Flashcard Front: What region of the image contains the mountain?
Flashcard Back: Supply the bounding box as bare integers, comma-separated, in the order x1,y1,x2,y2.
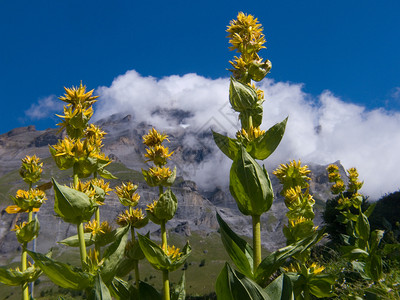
0,114,344,264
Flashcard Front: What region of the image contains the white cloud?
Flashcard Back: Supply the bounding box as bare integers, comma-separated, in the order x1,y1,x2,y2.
25,95,63,120
94,70,400,200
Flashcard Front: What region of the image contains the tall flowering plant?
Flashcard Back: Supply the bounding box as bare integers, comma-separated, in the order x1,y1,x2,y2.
214,13,328,299
0,155,46,300
24,83,133,299
138,128,190,300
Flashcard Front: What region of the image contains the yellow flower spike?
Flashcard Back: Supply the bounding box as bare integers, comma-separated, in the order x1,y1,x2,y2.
273,160,311,190
227,12,266,53
115,182,140,207
59,82,99,110
331,180,346,195
12,222,28,232
309,262,325,275
91,178,113,195
10,189,46,212
19,155,43,184
84,220,105,235
116,208,148,228
144,145,173,166
143,128,170,147
283,186,302,206
148,166,173,181
163,245,182,262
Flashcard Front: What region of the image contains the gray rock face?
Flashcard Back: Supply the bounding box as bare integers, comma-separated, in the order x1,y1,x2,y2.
0,114,342,260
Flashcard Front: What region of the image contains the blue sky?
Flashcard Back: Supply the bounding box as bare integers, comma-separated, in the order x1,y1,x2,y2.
1,0,400,133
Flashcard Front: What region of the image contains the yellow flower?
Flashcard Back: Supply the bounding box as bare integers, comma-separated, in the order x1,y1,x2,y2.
289,216,308,227
59,82,99,110
12,222,28,232
227,12,266,53
116,208,147,228
273,160,311,189
326,164,339,173
283,186,302,205
309,262,325,275
236,126,265,142
9,189,46,212
19,155,43,184
91,178,113,195
331,180,345,195
148,166,173,181
163,245,182,262
143,128,169,147
84,220,105,235
144,145,173,166
115,182,140,207
146,200,157,213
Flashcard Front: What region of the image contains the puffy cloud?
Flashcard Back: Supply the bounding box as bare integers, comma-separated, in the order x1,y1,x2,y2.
25,95,63,120
94,70,400,199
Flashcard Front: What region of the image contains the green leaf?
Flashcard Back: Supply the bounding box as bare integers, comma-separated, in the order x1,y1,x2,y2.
340,246,369,260
110,277,132,300
255,230,325,286
355,212,370,242
216,263,271,300
138,281,161,300
246,117,288,160
367,254,383,281
248,60,272,82
264,273,294,300
369,230,384,253
58,232,95,247
53,178,97,224
364,202,376,218
27,250,92,290
171,272,186,300
229,147,273,216
16,216,40,244
88,273,112,300
153,188,178,221
98,168,118,180
229,77,259,112
100,226,130,284
212,131,240,160
308,274,336,298
217,213,254,278
138,234,191,272
0,264,42,286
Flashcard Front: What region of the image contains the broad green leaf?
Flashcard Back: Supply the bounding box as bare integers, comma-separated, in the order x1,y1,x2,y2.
98,168,118,180
153,188,178,221
16,216,40,244
255,230,325,286
0,264,41,286
369,230,384,253
248,60,272,82
340,246,369,260
212,131,240,160
138,234,191,272
138,281,161,300
229,147,273,216
172,272,186,300
355,212,370,242
101,226,129,284
28,250,92,290
367,254,383,282
216,263,271,300
53,178,97,224
58,232,95,247
109,277,133,300
246,117,288,160
364,202,376,218
308,275,336,298
217,213,254,278
229,77,259,112
88,273,112,300
263,273,294,300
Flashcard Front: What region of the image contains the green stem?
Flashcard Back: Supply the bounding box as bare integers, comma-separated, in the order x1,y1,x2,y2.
131,226,140,289
21,243,29,300
95,208,100,224
161,221,167,250
252,214,261,271
77,223,87,269
163,269,170,300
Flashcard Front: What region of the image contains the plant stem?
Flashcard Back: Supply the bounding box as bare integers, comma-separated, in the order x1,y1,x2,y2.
21,242,29,300
131,226,140,289
161,221,167,250
95,208,100,224
252,214,261,270
163,269,170,300
77,223,87,269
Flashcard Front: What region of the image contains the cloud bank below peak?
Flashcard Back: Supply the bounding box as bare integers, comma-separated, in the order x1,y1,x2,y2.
93,70,400,200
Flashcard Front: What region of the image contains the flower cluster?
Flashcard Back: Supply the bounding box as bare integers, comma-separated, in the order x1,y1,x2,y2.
274,160,316,262
116,208,148,229
227,12,271,83
115,182,140,207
